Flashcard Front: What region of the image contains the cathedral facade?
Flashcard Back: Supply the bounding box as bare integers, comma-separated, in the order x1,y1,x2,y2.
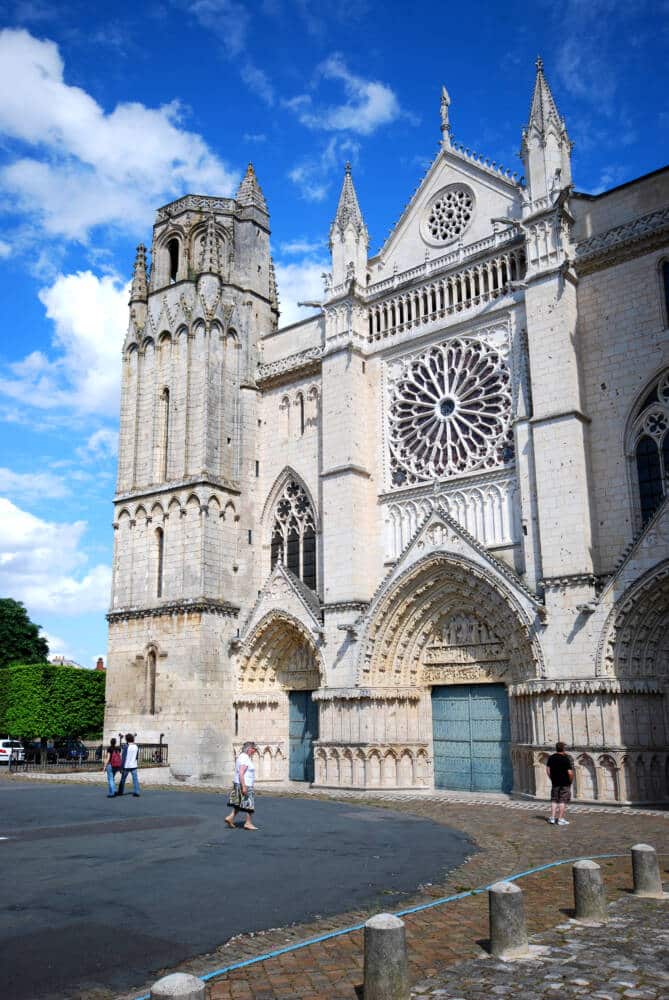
105,62,669,804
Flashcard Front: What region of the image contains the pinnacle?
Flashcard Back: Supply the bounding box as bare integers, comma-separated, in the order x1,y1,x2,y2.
236,162,268,213
129,243,148,303
440,84,452,143
199,213,221,275
331,162,367,239
526,57,566,137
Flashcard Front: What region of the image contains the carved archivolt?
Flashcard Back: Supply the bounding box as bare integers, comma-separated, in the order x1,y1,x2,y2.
359,553,542,685
238,611,323,691
598,560,669,679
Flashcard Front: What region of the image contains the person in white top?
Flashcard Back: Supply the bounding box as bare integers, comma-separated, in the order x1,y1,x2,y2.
118,733,141,797
225,741,259,830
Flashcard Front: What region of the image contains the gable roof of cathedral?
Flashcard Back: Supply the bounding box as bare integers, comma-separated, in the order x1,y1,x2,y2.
237,559,322,644
236,162,268,213
523,56,570,143
371,88,521,261
330,162,368,242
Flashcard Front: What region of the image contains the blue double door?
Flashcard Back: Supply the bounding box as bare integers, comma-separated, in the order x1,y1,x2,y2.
432,683,512,793
288,690,319,782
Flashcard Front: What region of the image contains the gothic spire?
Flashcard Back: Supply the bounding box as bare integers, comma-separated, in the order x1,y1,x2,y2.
329,162,369,287
236,162,268,213
523,55,569,143
521,56,573,199
199,214,221,275
330,162,367,242
129,243,148,303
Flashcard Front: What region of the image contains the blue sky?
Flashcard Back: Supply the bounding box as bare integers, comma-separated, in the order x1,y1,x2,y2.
0,0,667,668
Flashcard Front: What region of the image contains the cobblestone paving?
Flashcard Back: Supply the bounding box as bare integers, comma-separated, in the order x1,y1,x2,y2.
6,774,666,1000
175,793,667,1000
411,893,669,999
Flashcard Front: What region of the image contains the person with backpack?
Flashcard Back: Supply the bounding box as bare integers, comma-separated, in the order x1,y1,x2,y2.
118,733,141,797
103,737,123,797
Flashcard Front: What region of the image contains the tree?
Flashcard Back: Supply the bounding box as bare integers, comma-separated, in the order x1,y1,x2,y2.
0,599,49,669
0,664,105,738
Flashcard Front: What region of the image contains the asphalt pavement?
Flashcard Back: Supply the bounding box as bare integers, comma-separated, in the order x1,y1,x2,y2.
0,781,473,1000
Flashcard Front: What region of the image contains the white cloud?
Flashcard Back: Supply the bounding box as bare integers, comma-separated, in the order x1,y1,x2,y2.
285,54,401,136
0,270,128,416
240,61,276,106
0,497,111,615
0,240,10,258
0,467,69,499
279,238,327,255
40,629,72,660
77,428,119,463
0,29,239,241
187,1,276,105
189,0,249,57
556,36,616,111
583,164,630,196
274,257,328,327
288,135,359,202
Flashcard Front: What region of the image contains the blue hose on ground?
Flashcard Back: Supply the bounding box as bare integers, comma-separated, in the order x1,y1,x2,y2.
134,849,653,998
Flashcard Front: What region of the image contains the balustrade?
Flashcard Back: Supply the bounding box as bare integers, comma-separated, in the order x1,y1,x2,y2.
367,247,525,342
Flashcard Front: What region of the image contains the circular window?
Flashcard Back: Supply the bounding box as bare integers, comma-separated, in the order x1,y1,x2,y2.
388,337,513,483
422,186,475,246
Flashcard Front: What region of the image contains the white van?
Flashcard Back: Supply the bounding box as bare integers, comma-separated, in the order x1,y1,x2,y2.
0,739,25,765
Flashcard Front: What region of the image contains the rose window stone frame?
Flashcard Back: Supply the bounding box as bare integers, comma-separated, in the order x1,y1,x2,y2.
421,184,475,247
387,337,514,486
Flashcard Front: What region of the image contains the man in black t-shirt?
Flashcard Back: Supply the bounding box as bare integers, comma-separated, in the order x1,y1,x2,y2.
546,741,574,826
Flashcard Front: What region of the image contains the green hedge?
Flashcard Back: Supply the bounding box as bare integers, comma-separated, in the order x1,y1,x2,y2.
0,664,105,739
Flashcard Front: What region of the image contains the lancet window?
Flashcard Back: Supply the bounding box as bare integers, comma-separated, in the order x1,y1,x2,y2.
156,527,164,598
629,370,669,524
270,480,317,590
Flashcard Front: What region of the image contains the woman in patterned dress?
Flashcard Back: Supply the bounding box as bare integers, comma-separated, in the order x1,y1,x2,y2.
225,741,259,830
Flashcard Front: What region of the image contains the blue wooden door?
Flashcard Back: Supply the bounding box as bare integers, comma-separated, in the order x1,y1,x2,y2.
432,684,512,792
288,690,318,782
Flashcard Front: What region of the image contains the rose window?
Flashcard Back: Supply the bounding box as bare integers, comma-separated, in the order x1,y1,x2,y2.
388,338,513,484
424,187,474,245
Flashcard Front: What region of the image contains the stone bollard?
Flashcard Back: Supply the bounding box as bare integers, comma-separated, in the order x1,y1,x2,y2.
150,973,205,1000
632,843,664,898
488,881,529,960
572,860,607,923
363,912,409,1000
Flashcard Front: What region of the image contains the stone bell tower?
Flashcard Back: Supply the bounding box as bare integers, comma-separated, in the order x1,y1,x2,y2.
105,164,277,782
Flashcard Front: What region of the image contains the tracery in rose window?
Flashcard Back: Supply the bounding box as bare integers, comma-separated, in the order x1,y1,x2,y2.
423,186,474,245
388,337,513,486
270,479,317,590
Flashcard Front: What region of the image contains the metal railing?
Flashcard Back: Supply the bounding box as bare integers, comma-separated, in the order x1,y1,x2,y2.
7,742,169,772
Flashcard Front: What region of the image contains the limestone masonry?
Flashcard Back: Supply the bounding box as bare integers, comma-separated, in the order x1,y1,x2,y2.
105,61,669,803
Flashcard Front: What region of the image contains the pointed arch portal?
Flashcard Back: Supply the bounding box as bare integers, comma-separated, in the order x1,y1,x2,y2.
238,612,323,782
359,552,540,792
